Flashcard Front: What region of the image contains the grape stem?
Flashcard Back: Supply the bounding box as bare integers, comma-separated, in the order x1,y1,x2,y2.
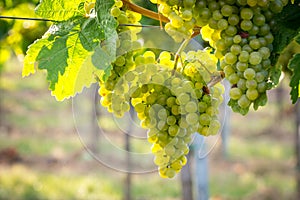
121,0,169,23
174,38,192,70
173,31,201,70
207,72,225,87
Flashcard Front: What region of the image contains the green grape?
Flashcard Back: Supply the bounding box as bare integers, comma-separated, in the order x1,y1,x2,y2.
185,101,198,113
224,52,238,64
248,25,260,35
213,10,223,20
237,78,247,91
230,87,243,100
258,47,270,59
240,20,253,31
246,88,259,100
257,82,267,93
177,93,190,105
249,39,261,50
228,14,240,26
182,10,193,21
111,7,121,17
228,73,240,84
167,115,177,125
247,0,257,7
255,71,267,82
221,5,233,17
238,94,251,108
217,19,229,30
240,8,254,20
186,113,199,125
199,113,211,126
239,51,250,62
183,0,196,7
225,25,238,36
249,52,262,65
233,35,242,44
117,13,129,24
230,44,242,55
259,24,271,36
270,0,284,13
253,14,266,26
236,61,248,71
243,68,256,80
168,125,179,136
246,79,258,89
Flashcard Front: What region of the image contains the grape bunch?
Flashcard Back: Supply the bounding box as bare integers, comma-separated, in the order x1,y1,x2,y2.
99,0,143,117
150,0,199,42
150,0,288,114
99,0,224,178
212,0,287,114
130,51,223,178
99,46,224,178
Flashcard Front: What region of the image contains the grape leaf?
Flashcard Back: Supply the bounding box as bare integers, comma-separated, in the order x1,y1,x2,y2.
272,0,300,57
92,0,118,80
288,53,300,103
96,0,117,39
92,46,114,82
23,38,47,77
35,0,85,21
95,0,118,58
270,0,300,92
23,0,118,100
253,93,268,110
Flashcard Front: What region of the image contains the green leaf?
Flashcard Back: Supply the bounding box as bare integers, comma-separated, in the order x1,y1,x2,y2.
91,45,115,82
96,0,117,39
271,0,300,65
23,37,48,77
23,0,119,101
253,93,268,110
269,64,282,86
93,0,118,78
23,16,106,100
79,18,105,51
37,36,69,90
288,53,300,103
35,0,85,21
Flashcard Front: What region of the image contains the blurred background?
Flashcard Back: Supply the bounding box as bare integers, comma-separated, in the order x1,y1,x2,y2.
0,0,299,199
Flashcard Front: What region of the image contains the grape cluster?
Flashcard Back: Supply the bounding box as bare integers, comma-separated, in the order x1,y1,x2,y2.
100,46,224,178
99,0,224,178
150,0,199,42
150,0,288,114
99,0,143,117
126,50,223,178
214,0,287,113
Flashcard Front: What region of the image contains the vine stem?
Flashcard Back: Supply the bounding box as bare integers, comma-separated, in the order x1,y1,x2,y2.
174,37,192,70
121,0,169,23
207,72,225,87
173,30,201,69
